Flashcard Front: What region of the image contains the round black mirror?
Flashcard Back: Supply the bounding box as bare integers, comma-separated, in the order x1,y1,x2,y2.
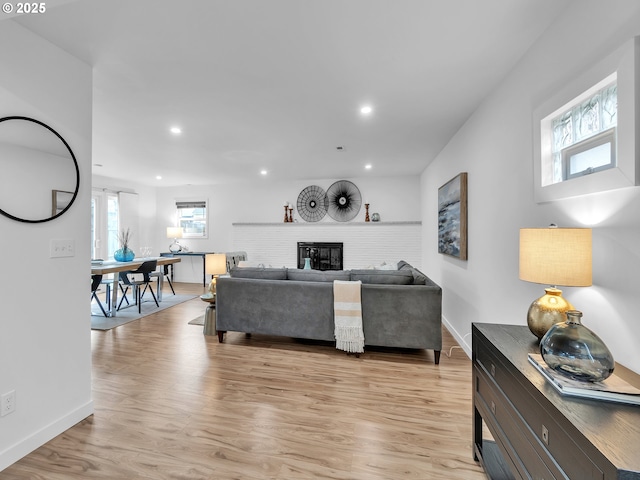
0,116,80,223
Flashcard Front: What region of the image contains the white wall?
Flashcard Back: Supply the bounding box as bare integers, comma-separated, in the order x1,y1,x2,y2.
155,176,421,281
421,0,640,373
233,222,421,269
0,22,93,470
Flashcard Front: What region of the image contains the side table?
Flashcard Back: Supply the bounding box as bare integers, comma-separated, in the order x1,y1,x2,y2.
199,293,216,336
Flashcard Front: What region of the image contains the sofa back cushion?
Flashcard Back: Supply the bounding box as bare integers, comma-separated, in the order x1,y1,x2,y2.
229,267,287,280
350,269,414,285
287,269,351,282
397,260,428,285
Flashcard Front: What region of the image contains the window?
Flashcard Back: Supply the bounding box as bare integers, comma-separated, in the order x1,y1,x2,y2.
91,190,119,259
563,128,616,180
550,82,617,183
533,36,639,203
176,200,208,238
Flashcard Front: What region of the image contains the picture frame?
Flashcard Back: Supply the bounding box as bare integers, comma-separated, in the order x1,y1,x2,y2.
52,190,74,216
438,172,468,260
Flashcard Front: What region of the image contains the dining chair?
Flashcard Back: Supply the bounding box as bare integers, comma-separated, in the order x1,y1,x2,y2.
92,259,129,310
117,260,159,313
149,264,175,295
91,274,109,317
100,275,131,310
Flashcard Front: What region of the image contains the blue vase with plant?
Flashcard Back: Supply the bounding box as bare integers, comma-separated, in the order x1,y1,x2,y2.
114,228,135,262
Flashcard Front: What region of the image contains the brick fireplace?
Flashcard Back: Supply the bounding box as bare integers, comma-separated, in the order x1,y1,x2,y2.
232,221,421,270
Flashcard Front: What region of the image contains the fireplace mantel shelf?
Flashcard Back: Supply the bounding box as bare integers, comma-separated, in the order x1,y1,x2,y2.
233,221,421,226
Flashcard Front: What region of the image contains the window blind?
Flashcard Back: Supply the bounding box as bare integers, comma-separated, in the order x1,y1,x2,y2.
176,201,206,209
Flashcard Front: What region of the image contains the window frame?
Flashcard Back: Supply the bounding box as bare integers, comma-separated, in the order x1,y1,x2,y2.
562,127,616,180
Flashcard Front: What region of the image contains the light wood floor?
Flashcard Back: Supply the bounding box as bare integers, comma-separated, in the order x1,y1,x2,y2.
2,283,487,480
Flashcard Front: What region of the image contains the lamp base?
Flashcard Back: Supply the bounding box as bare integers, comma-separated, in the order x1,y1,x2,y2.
208,276,218,296
527,287,574,340
169,240,182,253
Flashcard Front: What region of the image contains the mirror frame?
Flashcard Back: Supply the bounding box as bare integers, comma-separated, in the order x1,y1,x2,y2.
0,116,80,223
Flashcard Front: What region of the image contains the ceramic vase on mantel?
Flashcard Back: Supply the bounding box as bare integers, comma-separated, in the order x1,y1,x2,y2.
114,247,135,262
303,258,311,270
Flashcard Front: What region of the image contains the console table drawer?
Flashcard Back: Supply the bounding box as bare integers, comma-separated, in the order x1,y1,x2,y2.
476,340,603,480
476,364,562,480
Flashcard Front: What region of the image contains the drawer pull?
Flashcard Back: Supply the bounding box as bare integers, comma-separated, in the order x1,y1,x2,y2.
542,425,549,445
490,363,496,376
491,401,496,415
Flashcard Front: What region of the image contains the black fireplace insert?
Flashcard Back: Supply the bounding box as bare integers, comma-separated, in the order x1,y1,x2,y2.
297,242,343,270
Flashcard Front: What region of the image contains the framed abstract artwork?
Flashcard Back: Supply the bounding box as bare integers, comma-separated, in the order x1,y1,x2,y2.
438,172,468,260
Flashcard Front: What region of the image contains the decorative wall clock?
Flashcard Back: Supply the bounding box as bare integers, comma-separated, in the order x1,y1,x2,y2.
326,180,361,222
296,185,328,222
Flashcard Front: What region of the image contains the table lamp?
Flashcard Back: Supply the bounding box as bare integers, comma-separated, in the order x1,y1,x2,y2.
167,227,183,253
519,225,592,339
205,253,228,296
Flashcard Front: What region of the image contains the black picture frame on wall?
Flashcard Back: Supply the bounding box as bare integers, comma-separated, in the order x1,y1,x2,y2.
438,172,468,260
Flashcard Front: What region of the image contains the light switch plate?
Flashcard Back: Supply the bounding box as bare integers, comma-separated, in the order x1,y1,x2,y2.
50,238,75,258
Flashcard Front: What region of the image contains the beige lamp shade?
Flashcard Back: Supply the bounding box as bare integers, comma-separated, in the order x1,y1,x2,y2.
519,227,592,287
166,227,183,239
205,253,228,276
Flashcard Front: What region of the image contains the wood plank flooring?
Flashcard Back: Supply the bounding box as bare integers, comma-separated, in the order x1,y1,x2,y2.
1,283,487,479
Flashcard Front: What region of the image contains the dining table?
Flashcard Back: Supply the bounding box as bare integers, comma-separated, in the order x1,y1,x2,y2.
91,256,181,317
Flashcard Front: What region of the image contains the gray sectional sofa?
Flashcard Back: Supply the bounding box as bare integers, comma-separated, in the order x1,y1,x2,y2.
215,261,443,364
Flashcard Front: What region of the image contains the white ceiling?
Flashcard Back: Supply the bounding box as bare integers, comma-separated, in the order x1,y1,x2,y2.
12,0,569,187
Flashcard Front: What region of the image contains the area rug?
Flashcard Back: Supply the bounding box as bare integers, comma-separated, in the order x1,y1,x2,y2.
91,294,197,331
188,315,205,326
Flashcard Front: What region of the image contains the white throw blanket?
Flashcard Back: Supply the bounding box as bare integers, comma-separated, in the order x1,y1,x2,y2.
333,280,365,353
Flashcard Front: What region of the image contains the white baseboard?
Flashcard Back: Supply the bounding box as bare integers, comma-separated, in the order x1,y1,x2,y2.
0,401,94,472
442,315,472,359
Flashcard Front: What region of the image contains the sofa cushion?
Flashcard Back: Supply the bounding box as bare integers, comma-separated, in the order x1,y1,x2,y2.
287,269,351,282
229,267,287,280
397,260,411,270
350,269,414,285
398,260,428,285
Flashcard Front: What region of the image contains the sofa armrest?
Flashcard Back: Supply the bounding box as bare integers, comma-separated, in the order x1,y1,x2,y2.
361,283,442,350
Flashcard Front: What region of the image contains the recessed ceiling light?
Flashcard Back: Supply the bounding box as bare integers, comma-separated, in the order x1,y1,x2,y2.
156,175,162,180
170,126,182,134
360,105,373,115
365,164,372,170
260,170,268,175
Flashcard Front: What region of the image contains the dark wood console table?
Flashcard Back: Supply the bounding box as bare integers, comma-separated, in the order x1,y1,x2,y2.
472,323,640,480
160,251,214,286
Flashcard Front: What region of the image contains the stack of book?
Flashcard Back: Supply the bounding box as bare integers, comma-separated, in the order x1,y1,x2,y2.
528,353,640,406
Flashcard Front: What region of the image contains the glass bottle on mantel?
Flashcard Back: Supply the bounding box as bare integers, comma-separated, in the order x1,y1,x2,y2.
540,310,614,383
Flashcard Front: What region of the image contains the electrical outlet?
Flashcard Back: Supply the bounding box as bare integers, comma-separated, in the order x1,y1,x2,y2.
1,390,16,417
